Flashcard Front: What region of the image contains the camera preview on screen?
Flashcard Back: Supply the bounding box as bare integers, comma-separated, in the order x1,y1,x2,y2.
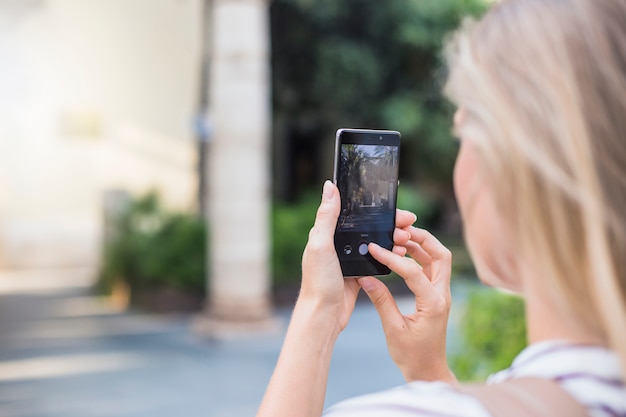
337,144,399,233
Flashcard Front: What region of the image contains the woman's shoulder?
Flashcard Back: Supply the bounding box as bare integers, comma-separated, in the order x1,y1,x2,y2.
323,381,490,417
324,341,626,417
489,340,623,382
489,340,626,417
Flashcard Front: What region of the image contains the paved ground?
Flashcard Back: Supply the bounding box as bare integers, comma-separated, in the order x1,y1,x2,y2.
0,269,473,417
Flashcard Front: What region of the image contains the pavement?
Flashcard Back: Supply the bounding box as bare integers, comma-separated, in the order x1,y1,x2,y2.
0,269,473,417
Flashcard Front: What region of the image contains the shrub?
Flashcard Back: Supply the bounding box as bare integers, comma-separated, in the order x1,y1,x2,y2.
97,192,207,301
451,288,527,381
396,185,437,224
271,192,319,286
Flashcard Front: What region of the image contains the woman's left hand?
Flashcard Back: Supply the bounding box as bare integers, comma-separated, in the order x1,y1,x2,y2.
299,180,360,331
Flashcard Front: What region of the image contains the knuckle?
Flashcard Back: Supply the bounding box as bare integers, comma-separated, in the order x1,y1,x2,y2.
372,291,387,308
431,296,450,316
405,260,421,276
314,209,328,223
373,292,393,313
315,203,338,223
306,228,333,255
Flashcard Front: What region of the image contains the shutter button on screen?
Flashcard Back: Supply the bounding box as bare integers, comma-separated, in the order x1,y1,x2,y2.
358,243,369,256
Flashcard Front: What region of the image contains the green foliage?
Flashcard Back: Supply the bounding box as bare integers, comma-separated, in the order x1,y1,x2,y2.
271,0,488,187
271,192,319,285
446,240,476,276
98,192,206,297
451,289,527,381
396,185,437,224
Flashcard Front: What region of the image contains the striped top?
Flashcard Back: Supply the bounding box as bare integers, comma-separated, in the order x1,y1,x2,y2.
323,341,626,417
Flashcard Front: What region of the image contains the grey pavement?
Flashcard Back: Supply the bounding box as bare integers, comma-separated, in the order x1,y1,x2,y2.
0,269,474,417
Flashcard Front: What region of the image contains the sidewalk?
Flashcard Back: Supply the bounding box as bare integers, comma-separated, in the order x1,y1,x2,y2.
0,270,471,417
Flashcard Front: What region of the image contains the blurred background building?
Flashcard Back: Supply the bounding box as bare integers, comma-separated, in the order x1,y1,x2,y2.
1,0,276,328
0,0,201,270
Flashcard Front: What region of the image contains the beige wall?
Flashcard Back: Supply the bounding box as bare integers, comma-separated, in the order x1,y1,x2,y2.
0,0,203,270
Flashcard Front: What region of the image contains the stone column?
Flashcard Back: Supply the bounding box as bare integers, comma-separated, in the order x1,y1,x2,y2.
198,0,274,332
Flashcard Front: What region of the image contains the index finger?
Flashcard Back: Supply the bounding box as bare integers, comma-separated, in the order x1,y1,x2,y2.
404,227,452,293
405,227,452,263
368,242,436,301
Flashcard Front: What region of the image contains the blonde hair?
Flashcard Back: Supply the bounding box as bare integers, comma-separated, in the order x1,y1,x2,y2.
445,0,626,370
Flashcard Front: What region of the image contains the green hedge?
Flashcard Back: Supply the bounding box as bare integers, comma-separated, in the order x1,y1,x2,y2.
97,192,206,298
451,288,527,381
271,192,318,286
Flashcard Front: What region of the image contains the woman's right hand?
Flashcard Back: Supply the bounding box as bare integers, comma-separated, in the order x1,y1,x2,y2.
358,227,457,385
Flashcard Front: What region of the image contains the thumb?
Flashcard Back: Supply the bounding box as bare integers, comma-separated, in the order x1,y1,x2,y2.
311,180,340,237
358,277,404,329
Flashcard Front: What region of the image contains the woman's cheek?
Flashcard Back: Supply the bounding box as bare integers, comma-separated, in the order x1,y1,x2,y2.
453,141,520,292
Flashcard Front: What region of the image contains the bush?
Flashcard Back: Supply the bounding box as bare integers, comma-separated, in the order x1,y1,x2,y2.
271,192,319,286
445,239,476,276
97,192,207,303
451,288,527,381
396,185,437,224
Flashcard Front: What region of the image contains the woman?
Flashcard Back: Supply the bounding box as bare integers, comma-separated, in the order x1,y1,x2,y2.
258,0,626,415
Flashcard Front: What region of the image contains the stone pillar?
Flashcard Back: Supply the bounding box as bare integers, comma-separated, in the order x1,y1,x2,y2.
199,0,274,331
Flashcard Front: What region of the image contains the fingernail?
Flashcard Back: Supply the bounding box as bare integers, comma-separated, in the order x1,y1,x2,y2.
413,214,418,225
322,180,333,201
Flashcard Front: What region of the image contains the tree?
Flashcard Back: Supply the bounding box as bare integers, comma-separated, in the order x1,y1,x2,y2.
270,0,488,209
339,144,364,211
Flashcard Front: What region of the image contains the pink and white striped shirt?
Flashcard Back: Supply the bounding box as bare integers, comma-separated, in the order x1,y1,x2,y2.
324,341,626,417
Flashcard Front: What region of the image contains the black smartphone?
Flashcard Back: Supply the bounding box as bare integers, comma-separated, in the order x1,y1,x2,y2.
333,128,401,277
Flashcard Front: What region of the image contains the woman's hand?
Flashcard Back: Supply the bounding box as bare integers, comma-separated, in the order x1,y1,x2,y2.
358,226,456,385
258,181,362,417
299,181,360,331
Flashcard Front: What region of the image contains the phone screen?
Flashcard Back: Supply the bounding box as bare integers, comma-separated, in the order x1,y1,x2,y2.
334,129,400,276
